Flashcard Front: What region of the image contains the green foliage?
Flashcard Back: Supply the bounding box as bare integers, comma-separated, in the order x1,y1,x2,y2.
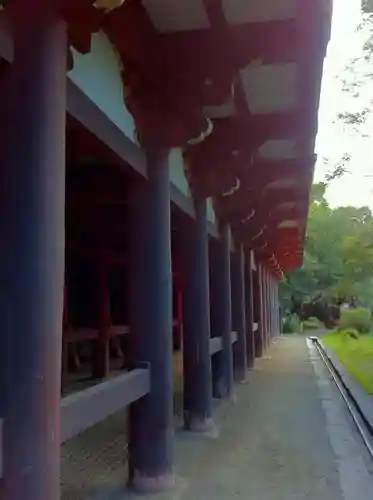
338,308,372,334
302,316,324,330
282,15,373,314
281,180,373,310
283,314,303,334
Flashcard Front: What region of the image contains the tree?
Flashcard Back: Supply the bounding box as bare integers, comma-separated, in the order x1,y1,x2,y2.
282,182,373,308
337,13,373,133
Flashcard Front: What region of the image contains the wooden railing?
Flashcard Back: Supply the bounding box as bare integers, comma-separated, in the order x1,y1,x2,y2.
61,366,150,442
0,366,150,478
209,331,238,355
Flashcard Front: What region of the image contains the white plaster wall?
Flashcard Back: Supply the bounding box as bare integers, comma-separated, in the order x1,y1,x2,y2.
68,31,137,143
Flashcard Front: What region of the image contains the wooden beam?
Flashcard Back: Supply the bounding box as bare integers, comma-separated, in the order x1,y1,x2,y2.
60,367,150,443
209,337,222,356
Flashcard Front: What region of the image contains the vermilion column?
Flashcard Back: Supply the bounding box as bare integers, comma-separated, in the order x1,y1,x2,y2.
275,278,278,334
182,199,214,433
1,6,66,500
245,250,255,368
271,275,276,337
268,273,273,338
128,150,174,493
210,225,234,399
265,267,270,346
256,263,265,357
231,243,247,382
261,266,267,348
275,277,280,335
264,268,270,346
92,252,111,379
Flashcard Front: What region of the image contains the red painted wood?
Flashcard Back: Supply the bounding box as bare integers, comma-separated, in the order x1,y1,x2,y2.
92,251,111,378
61,3,331,272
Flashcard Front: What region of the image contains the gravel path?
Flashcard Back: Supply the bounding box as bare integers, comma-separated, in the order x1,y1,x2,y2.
72,336,373,500
120,336,372,499
159,336,343,500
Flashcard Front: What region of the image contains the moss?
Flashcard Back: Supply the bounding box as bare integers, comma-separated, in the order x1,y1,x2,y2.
324,330,373,394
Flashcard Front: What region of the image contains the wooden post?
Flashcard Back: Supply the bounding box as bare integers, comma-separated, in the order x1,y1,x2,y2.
182,199,214,433
231,244,247,382
128,150,174,493
61,285,69,392
263,267,269,348
173,277,183,351
272,277,274,334
274,276,279,336
254,263,264,358
268,273,272,339
92,251,111,379
1,6,66,499
245,250,255,368
210,226,234,399
276,278,281,334
260,264,268,354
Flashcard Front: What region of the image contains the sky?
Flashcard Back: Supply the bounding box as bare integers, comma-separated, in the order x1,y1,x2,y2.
314,0,373,208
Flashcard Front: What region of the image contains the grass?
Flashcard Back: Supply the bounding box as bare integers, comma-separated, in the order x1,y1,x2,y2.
323,330,373,394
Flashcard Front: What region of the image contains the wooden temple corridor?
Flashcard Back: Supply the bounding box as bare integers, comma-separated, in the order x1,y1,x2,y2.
0,1,333,499
60,337,373,500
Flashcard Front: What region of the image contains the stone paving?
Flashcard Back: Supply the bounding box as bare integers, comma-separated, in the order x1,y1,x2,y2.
62,336,373,500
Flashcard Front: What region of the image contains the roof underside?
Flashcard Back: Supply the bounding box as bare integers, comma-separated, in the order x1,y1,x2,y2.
64,0,332,276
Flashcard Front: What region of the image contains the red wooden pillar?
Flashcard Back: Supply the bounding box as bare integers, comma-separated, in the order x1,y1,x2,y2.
262,266,269,349
210,225,234,400
171,272,183,351
61,285,69,391
128,151,175,492
92,251,112,379
259,264,267,353
231,243,247,382
175,277,183,350
1,4,66,499
253,262,264,358
182,200,214,432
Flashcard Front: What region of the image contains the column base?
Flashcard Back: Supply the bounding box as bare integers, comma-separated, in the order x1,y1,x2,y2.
128,470,176,494
255,346,264,358
185,415,217,436
234,369,247,384
213,381,236,401
246,357,254,370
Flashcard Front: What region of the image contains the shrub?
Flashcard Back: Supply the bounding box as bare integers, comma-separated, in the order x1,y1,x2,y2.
303,316,324,330
340,328,360,341
339,308,372,334
283,313,303,334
